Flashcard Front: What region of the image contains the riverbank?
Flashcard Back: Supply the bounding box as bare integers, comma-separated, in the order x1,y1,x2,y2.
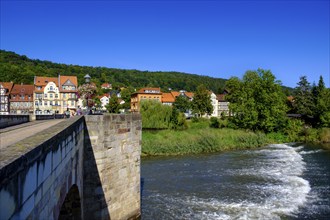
142,120,271,156
141,120,330,157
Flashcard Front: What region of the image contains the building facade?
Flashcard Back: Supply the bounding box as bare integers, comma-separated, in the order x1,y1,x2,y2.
34,75,78,114
0,82,14,115
131,88,162,112
10,84,34,114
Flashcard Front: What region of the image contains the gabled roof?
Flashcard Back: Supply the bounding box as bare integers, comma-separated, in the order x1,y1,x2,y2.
98,94,110,99
185,92,194,98
162,93,175,103
59,75,78,92
34,76,58,92
11,84,34,95
137,87,161,94
0,82,14,95
34,76,58,86
101,83,111,88
216,94,226,101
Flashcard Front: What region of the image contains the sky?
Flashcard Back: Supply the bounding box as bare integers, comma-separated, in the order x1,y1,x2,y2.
1,0,329,88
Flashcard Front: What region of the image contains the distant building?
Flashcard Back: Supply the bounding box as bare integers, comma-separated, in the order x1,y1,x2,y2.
99,94,110,111
216,94,230,117
101,83,112,90
10,84,34,114
0,82,14,115
34,75,78,114
131,87,162,112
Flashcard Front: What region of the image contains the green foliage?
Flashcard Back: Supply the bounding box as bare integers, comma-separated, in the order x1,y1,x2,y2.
226,69,287,132
176,112,188,130
120,87,135,110
293,76,314,117
0,50,227,92
140,100,172,129
106,94,120,113
210,117,220,128
284,119,304,142
142,126,271,156
320,128,330,143
173,95,191,113
191,84,213,116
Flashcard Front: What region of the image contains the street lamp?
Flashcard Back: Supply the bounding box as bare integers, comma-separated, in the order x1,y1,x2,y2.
84,74,91,114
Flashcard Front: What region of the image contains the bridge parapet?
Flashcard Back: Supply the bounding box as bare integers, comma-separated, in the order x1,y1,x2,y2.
0,114,142,220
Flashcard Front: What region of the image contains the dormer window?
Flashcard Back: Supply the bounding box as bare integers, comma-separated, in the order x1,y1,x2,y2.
50,86,53,91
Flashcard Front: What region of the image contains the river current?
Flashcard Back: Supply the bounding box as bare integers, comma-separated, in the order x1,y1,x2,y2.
141,144,330,219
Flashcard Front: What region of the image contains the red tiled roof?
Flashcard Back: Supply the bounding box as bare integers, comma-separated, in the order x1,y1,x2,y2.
137,87,161,94
59,75,78,92
216,94,226,101
101,83,111,88
34,76,58,92
162,93,175,103
10,84,34,102
0,82,14,95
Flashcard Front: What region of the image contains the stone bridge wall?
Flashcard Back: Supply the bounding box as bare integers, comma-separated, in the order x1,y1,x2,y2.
0,114,142,220
0,115,30,129
0,116,85,220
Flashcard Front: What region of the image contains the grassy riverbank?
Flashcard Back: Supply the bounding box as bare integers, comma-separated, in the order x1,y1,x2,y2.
142,120,272,156
141,119,330,156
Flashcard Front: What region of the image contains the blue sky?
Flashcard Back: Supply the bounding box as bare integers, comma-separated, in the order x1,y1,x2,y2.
1,0,329,88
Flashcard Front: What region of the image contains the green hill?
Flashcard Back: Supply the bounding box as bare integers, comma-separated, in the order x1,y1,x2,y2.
0,50,227,92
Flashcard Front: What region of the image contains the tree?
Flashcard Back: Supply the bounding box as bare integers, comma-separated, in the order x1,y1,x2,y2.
226,69,287,132
106,94,120,113
293,76,314,117
173,95,191,113
312,76,330,127
191,84,213,117
120,87,135,110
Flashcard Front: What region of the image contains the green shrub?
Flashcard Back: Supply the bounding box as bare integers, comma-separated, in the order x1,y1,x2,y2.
283,119,304,142
210,117,220,128
320,128,330,143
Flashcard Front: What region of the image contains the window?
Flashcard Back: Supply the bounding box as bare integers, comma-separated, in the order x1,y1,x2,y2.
50,94,53,98
44,94,48,98
55,94,58,98
63,101,67,107
50,86,53,91
63,93,66,98
50,101,53,106
35,101,38,106
71,101,74,106
44,101,48,106
55,101,58,106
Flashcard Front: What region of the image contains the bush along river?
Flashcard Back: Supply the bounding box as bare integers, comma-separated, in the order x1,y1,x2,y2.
141,144,330,219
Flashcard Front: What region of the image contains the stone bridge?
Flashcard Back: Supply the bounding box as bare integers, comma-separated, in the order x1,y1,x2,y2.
0,114,141,220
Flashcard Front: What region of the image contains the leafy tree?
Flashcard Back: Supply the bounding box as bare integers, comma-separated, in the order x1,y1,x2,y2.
226,69,287,132
191,84,213,117
293,76,314,117
140,100,172,129
120,87,135,110
106,94,120,113
173,95,191,113
312,76,330,127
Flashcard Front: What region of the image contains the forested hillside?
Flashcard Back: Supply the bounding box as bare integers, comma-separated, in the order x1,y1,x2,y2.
0,50,228,92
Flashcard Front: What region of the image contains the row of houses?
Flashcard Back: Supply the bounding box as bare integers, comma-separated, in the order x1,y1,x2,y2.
1,78,229,117
130,87,229,117
0,75,78,115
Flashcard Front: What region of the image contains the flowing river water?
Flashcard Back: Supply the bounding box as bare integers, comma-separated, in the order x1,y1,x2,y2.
141,144,330,219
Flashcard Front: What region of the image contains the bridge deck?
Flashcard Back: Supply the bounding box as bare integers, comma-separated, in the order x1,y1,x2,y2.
0,119,65,149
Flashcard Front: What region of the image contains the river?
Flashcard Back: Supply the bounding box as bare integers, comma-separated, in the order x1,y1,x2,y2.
141,144,330,219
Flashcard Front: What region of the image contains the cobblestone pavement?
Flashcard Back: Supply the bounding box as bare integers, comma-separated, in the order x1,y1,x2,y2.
0,119,65,149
